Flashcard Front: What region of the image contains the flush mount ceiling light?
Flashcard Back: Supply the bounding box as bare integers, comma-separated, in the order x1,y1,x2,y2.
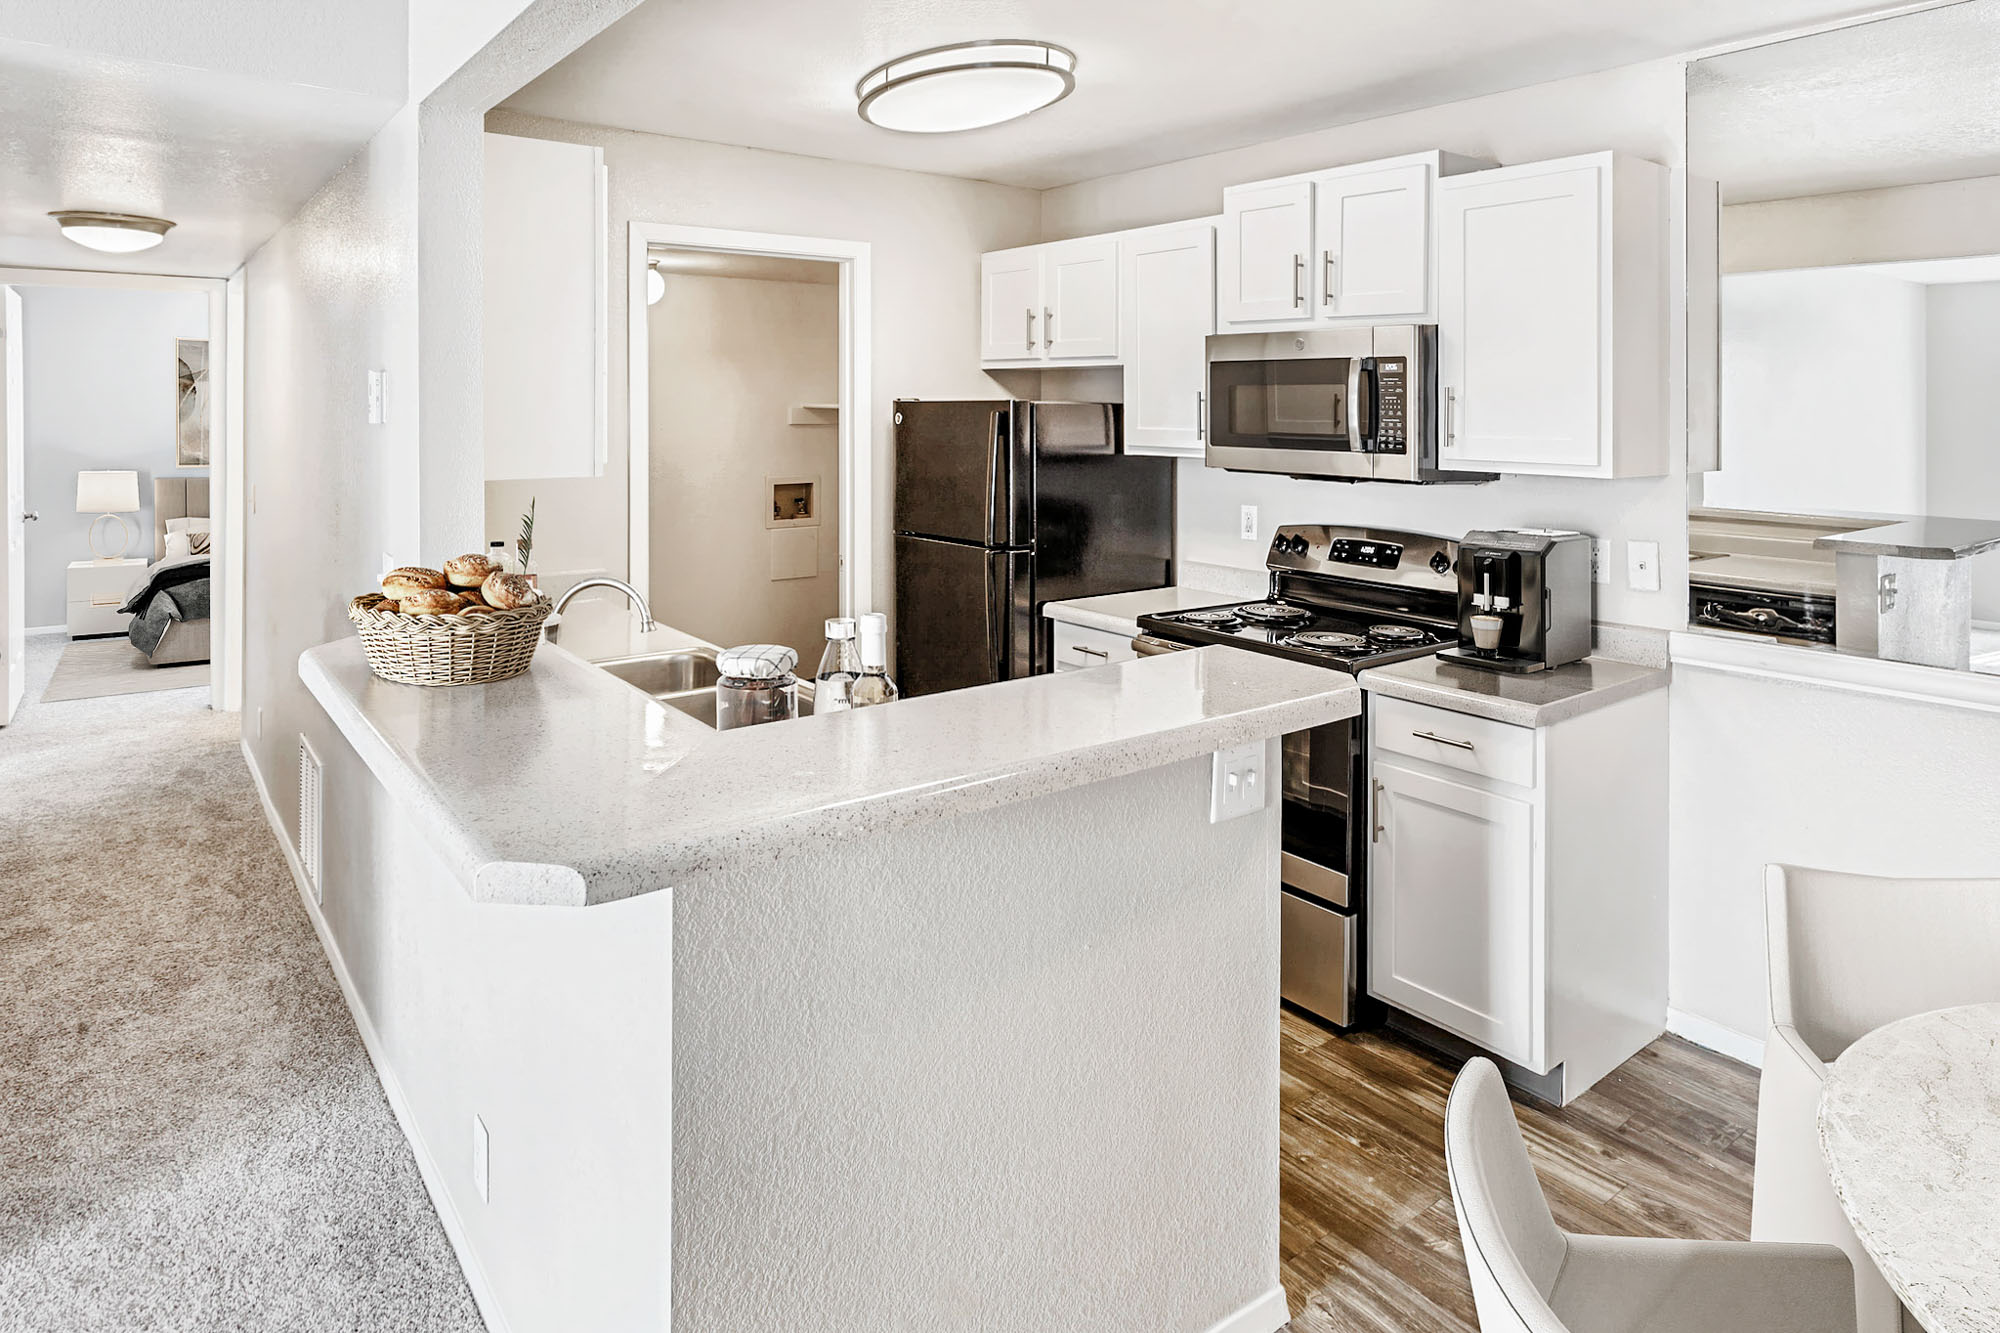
49,210,175,254
856,39,1076,134
647,261,665,306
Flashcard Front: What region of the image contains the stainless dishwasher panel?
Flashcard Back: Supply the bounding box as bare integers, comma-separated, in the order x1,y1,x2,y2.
1280,890,1357,1027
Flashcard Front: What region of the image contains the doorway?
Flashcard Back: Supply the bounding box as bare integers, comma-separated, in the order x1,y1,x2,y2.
626,224,872,660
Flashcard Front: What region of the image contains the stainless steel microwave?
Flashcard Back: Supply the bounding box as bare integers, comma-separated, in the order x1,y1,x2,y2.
1204,325,1488,484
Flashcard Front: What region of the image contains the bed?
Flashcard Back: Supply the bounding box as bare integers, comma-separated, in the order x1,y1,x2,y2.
117,478,212,666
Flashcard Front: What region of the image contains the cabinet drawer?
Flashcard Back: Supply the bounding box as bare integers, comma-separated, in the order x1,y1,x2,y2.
1372,694,1536,789
68,600,133,638
1053,620,1136,670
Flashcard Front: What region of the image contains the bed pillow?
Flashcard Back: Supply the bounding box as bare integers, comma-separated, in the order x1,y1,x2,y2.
164,530,193,560
166,516,211,555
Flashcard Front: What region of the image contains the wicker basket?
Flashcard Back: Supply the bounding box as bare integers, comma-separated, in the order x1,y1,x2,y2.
347,593,553,686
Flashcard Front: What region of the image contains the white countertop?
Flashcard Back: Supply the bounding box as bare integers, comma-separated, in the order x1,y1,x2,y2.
300,636,1361,907
1042,586,1239,637
1358,654,1669,727
1688,552,1837,597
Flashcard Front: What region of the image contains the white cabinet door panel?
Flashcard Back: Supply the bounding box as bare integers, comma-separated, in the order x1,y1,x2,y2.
1438,163,1602,472
1316,164,1429,319
1120,224,1214,456
1220,181,1311,324
1043,237,1119,360
1369,759,1537,1064
981,249,1043,361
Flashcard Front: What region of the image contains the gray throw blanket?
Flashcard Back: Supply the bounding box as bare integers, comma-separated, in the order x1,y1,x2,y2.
119,556,211,656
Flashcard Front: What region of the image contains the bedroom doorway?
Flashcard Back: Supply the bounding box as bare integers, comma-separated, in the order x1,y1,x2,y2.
0,269,239,719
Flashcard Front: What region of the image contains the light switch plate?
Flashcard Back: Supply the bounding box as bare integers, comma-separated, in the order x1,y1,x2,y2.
1627,540,1661,592
1210,742,1267,824
367,370,388,425
1240,505,1259,541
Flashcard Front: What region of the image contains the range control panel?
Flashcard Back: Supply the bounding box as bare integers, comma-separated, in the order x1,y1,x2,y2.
1264,524,1460,594
1372,357,1408,454
1327,537,1403,568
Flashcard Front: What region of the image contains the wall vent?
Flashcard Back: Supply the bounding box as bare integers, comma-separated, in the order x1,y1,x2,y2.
298,736,323,904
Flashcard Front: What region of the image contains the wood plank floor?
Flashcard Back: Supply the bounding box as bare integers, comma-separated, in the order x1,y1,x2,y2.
1279,1011,1761,1333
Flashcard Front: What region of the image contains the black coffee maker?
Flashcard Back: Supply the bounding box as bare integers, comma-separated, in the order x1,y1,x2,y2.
1437,530,1594,673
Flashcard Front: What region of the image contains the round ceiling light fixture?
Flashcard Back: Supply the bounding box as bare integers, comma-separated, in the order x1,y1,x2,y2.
856,39,1076,134
49,211,175,254
647,262,665,306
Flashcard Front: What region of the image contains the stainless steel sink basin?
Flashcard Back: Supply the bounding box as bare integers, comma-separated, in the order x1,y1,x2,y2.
594,647,812,726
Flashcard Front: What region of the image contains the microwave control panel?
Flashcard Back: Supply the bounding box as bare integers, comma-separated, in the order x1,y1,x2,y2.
1373,357,1408,454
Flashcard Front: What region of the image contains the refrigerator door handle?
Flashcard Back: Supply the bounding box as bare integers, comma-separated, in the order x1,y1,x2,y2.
986,409,1009,546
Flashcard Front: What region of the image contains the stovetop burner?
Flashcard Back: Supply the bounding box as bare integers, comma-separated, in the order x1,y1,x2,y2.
1289,630,1369,653
1174,608,1243,626
1236,601,1312,625
1367,623,1430,644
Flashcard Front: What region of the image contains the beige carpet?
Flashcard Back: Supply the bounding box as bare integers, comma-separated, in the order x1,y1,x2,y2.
39,636,210,703
0,636,485,1332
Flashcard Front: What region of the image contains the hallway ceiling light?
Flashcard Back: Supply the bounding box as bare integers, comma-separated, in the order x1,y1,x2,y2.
856,40,1076,134
49,211,176,253
647,262,665,305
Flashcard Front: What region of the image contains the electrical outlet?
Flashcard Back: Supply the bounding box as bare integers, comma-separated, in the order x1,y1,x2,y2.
1626,540,1661,592
1240,505,1259,541
471,1115,490,1203
1591,539,1611,586
367,370,388,425
1209,742,1267,824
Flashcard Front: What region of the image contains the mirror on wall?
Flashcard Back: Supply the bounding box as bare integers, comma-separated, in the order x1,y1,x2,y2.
1685,0,2000,635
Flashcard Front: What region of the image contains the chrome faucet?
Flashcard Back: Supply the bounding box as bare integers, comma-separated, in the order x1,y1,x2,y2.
552,577,658,632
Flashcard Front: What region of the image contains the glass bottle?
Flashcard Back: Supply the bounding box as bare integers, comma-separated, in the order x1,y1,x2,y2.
715,644,799,730
850,613,900,708
814,617,861,714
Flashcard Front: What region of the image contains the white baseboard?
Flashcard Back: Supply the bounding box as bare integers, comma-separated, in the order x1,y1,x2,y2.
26,624,66,636
240,739,515,1333
1203,1285,1290,1333
1666,1006,1764,1069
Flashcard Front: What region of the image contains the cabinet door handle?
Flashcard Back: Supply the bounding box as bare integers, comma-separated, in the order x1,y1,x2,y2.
1025,308,1037,350
1443,387,1458,450
1323,251,1336,308
1044,306,1054,344
1070,644,1108,660
1293,254,1305,307
1412,729,1475,751
1372,779,1385,843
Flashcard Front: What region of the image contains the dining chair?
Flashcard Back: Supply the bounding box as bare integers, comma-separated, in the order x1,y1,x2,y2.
1446,1056,1855,1333
1756,864,2000,1333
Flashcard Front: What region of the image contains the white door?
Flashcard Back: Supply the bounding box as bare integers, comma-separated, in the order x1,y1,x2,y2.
1218,180,1312,324
1042,237,1119,360
1368,758,1537,1064
1120,224,1214,457
1315,163,1430,319
981,248,1043,361
2,286,24,725
1437,162,1603,472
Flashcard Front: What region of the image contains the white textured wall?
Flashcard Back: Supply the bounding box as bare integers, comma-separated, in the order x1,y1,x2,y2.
1037,59,1692,632
1924,280,2000,623
481,110,1043,615
17,285,209,624
1705,268,1926,517
674,751,1280,1332
649,272,840,664
1669,665,2000,1047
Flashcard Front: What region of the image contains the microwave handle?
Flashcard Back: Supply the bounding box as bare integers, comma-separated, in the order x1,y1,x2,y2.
1350,357,1378,452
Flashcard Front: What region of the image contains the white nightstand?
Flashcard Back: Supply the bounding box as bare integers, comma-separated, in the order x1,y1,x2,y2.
68,558,147,639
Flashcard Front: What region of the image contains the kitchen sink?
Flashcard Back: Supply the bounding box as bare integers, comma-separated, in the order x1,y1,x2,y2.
594,647,813,726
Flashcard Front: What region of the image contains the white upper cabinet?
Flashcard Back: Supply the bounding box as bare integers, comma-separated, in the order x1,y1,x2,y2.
484,132,607,481
1436,152,1669,479
1218,180,1312,324
1315,162,1430,319
1119,222,1215,457
981,247,1043,362
1042,237,1120,360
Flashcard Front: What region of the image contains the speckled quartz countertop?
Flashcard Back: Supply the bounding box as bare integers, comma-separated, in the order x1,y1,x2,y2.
300,637,1361,907
1819,1004,2000,1333
1815,517,2000,560
1042,586,1240,637
1357,654,1668,727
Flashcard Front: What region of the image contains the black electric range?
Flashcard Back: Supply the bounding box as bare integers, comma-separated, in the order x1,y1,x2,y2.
1137,525,1462,1031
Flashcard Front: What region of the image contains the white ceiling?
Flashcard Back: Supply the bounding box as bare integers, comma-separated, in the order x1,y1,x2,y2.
0,0,403,279
1691,0,2000,203
503,0,1904,190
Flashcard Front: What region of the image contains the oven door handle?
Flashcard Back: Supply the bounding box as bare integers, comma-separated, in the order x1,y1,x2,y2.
1131,634,1191,657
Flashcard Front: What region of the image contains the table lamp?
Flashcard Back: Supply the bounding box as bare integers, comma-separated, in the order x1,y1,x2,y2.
77,470,141,561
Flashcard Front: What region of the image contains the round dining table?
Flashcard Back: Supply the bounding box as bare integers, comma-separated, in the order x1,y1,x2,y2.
1818,1003,2000,1333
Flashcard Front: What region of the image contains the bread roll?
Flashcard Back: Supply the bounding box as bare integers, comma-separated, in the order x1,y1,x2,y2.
444,553,500,589
382,566,447,600
456,584,489,607
481,572,538,610
400,589,466,616
376,599,400,614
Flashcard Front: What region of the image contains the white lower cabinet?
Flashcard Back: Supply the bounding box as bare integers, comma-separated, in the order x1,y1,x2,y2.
1365,688,1667,1103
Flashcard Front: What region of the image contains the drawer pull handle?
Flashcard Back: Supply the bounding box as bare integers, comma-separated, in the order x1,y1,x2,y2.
1372,779,1384,843
90,596,124,607
1071,645,1108,659
1412,729,1475,751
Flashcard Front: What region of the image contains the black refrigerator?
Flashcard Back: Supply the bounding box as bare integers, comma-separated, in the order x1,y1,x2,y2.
893,400,1175,698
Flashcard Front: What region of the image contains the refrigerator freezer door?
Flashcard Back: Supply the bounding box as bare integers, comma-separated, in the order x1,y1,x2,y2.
1027,446,1175,671
893,535,1030,698
893,400,1023,546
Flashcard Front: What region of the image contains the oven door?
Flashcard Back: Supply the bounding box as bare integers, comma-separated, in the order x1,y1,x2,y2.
1279,715,1366,1027
1206,330,1376,481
